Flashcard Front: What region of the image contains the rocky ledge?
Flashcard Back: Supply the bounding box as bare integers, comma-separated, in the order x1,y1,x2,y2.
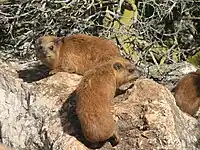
0,60,199,150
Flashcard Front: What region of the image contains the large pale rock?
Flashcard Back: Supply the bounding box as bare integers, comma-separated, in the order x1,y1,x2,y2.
112,79,199,150
0,60,199,150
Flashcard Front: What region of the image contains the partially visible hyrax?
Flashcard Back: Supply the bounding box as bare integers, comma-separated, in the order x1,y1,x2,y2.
35,34,120,75
0,144,9,150
75,57,141,146
172,71,200,116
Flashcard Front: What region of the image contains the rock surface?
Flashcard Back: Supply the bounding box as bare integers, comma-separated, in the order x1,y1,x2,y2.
140,61,197,90
0,60,199,150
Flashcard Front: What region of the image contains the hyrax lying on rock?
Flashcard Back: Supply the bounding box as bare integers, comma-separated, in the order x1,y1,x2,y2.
35,34,120,75
172,71,200,116
75,57,141,146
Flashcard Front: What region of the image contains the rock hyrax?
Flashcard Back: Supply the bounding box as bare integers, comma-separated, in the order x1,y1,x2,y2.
172,71,200,116
35,34,120,75
75,57,141,146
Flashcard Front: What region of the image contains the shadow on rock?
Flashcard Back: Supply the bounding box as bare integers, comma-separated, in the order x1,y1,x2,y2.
18,64,51,83
59,91,106,149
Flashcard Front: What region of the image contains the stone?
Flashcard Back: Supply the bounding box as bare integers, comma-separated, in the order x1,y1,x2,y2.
0,60,199,150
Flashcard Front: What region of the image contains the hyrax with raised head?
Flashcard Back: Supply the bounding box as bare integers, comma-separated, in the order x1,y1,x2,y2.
172,71,200,116
35,34,120,75
75,57,141,146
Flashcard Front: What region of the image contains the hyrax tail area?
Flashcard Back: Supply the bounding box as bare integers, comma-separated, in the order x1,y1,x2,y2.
173,72,200,116
75,57,141,146
35,34,120,75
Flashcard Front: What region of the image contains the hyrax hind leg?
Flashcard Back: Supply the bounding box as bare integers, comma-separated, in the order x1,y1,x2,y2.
108,131,120,147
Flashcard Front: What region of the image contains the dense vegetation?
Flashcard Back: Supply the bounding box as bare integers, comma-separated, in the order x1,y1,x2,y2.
0,0,200,67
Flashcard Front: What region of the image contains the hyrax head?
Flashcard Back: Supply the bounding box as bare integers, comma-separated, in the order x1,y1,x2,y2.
35,36,64,68
111,57,141,86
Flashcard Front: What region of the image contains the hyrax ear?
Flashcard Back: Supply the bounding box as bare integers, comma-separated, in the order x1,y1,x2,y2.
54,37,64,46
113,62,123,70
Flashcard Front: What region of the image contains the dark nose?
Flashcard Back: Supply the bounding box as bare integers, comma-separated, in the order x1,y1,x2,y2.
35,38,43,51
134,69,142,78
127,63,136,73
128,68,135,73
36,38,42,46
128,63,142,78
35,38,48,58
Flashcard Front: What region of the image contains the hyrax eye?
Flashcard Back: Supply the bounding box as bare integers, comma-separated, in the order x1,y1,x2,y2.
49,46,54,51
113,62,122,70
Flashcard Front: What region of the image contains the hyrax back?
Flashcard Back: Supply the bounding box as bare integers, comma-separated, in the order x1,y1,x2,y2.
173,71,200,116
35,34,120,75
75,57,140,146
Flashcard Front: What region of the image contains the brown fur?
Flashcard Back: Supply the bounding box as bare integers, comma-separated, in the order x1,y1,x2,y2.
172,71,200,116
35,34,120,75
0,144,9,150
75,57,141,146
